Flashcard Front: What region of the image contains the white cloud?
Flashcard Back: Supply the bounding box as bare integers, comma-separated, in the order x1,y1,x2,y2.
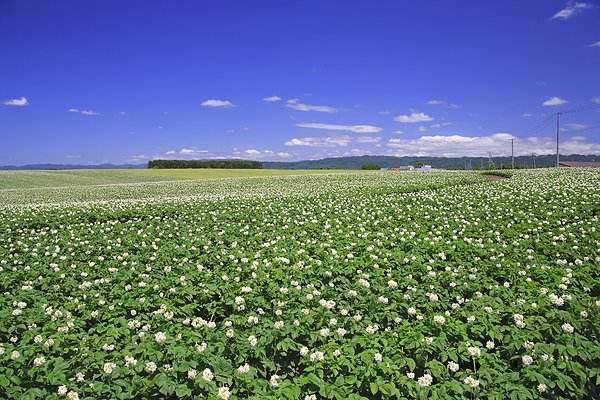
180,148,208,155
522,113,533,117
563,123,588,131
285,99,337,113
296,122,382,133
284,135,352,147
426,99,459,109
427,99,444,105
393,130,404,134
552,2,592,20
592,96,600,104
276,152,292,158
429,122,452,128
394,112,434,123
244,149,261,155
128,155,149,162
588,41,600,48
356,136,382,143
165,150,176,155
201,99,234,108
263,95,282,102
542,96,567,106
3,97,29,106
385,132,600,157
67,108,98,115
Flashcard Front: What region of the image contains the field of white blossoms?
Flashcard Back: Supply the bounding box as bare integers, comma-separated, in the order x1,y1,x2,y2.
0,169,598,400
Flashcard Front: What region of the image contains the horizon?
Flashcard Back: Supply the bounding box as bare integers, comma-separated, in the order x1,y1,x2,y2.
2,1,600,165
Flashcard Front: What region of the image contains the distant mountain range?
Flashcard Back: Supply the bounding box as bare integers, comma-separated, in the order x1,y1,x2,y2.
2,154,599,171
0,163,146,170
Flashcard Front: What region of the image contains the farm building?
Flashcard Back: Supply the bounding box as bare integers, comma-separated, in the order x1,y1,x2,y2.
559,161,600,168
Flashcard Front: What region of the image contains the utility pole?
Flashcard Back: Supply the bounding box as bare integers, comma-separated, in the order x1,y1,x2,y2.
532,153,536,169
556,112,561,168
511,138,515,169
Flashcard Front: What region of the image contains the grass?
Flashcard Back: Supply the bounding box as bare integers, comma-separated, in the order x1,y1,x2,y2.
0,168,357,190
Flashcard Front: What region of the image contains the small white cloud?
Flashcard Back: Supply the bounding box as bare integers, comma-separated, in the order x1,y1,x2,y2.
392,130,404,134
542,96,568,106
427,99,444,105
67,108,98,115
296,122,382,133
3,97,29,106
592,96,600,104
522,113,533,117
201,99,234,108
588,41,600,48
128,155,149,162
285,98,337,113
394,112,434,123
244,149,261,155
552,2,592,20
276,152,292,158
356,136,381,143
165,150,176,155
284,136,352,147
563,123,589,131
180,148,208,155
263,95,282,102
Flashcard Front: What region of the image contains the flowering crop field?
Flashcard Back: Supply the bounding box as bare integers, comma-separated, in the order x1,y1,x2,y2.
0,169,599,400
0,169,353,190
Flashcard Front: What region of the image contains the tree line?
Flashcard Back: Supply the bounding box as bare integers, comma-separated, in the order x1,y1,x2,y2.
148,159,263,169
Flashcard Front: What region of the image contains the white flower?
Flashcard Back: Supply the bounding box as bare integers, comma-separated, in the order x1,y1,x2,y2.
433,315,446,325
407,372,415,379
33,356,46,366
374,352,383,363
66,391,79,400
447,361,459,372
463,376,480,388
417,374,433,387
202,368,214,382
407,307,417,316
270,374,280,387
537,383,547,393
154,332,166,344
103,362,116,374
467,346,481,358
196,342,207,353
248,335,258,347
187,369,197,380
145,361,157,373
300,346,309,356
125,355,137,367
10,350,20,360
310,351,324,362
522,355,533,366
237,363,250,374
58,386,68,396
486,340,495,350
336,327,347,337
304,395,317,400
561,323,574,333
217,386,231,400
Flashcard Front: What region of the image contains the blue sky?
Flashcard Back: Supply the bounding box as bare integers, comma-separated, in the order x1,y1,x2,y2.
1,0,599,165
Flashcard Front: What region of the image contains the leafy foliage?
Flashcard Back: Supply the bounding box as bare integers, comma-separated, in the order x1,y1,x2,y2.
0,169,598,399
